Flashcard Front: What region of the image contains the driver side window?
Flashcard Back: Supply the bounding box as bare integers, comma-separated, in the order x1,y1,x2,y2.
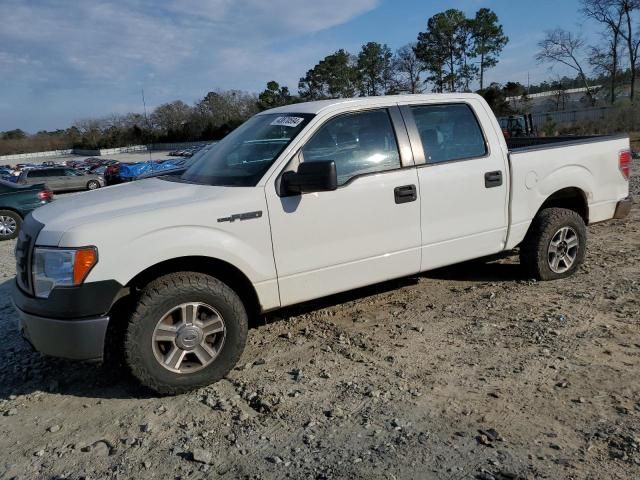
302,109,401,186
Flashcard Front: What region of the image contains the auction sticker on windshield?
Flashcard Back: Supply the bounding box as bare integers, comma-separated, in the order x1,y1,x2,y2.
270,116,305,127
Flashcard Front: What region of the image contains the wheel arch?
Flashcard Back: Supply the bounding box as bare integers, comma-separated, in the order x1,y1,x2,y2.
536,187,589,224
0,207,24,218
125,256,261,318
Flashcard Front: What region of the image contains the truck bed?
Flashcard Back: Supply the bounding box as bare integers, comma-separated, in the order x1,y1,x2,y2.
507,135,609,151
505,133,630,250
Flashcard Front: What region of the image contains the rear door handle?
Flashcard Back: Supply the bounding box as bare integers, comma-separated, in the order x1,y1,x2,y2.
394,184,417,204
484,170,503,188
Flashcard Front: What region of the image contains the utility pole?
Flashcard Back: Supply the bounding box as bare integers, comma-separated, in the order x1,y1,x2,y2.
141,88,152,160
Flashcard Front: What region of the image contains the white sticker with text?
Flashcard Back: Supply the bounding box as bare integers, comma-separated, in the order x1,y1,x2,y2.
270,116,305,127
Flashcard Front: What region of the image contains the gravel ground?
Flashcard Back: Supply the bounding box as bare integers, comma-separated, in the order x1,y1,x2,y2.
0,159,638,480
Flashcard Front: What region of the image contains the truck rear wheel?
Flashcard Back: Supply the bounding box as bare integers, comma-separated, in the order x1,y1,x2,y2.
124,272,248,394
520,207,587,281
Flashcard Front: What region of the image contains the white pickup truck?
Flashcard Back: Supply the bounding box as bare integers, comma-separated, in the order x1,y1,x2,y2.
12,94,632,394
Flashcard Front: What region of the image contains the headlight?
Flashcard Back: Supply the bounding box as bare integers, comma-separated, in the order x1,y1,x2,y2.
32,247,98,298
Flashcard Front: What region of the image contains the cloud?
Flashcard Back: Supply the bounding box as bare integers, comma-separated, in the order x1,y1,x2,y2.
0,0,377,85
0,0,379,130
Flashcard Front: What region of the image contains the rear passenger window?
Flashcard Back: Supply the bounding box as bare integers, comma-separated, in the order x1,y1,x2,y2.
302,109,401,186
29,170,47,178
410,104,487,163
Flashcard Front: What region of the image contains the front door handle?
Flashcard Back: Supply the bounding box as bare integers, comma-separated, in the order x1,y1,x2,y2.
394,184,417,204
484,170,503,188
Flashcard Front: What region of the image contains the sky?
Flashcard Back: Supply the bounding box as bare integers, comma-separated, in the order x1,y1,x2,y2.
0,0,601,132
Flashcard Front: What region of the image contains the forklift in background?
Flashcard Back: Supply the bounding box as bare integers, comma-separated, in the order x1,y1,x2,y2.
498,114,536,139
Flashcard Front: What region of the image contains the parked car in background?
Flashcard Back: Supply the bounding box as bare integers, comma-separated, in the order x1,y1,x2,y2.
17,167,104,193
0,179,52,240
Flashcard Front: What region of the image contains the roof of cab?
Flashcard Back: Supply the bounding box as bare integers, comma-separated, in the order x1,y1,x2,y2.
259,93,483,116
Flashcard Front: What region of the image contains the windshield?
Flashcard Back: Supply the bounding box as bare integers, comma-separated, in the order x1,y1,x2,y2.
180,113,314,186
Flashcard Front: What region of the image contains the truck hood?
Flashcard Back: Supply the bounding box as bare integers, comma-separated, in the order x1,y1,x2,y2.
32,178,254,246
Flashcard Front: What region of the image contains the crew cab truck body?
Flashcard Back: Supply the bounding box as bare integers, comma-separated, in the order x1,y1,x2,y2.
12,94,632,393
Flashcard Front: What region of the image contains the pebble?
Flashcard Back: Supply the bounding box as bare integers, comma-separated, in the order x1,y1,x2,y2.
4,408,17,416
266,455,283,464
48,424,61,433
326,407,345,419
191,448,214,465
82,440,112,456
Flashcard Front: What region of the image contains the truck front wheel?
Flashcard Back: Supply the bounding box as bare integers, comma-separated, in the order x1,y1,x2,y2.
520,207,587,281
124,272,248,394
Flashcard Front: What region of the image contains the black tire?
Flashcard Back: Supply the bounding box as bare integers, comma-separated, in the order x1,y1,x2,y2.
520,207,587,281
87,180,100,190
124,272,248,395
0,210,22,241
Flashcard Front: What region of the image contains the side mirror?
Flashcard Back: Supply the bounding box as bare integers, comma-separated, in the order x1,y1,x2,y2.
281,160,338,195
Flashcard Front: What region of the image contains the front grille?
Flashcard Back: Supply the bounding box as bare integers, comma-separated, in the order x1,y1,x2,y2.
15,215,43,295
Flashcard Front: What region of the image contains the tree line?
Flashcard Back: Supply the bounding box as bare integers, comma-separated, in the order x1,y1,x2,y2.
3,3,638,156
0,7,509,155
535,0,640,105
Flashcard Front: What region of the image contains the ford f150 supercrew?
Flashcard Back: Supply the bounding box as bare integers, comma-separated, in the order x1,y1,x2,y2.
11,94,632,394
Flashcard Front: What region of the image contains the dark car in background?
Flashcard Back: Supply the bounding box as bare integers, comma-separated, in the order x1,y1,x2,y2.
0,179,53,240
18,167,104,193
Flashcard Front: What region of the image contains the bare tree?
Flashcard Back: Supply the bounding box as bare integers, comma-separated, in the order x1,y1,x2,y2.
619,0,640,101
536,29,596,105
393,44,427,93
548,77,570,110
581,0,625,103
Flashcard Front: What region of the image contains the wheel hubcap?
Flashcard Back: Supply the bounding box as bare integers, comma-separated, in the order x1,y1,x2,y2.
151,302,226,374
548,226,579,273
0,216,17,236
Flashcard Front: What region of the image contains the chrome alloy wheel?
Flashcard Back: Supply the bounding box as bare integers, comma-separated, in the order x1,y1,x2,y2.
151,302,226,374
0,215,17,236
547,226,579,274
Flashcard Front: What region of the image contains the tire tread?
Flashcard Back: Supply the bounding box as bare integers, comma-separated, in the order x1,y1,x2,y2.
124,272,247,395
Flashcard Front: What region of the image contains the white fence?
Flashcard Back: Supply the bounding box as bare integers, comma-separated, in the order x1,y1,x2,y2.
532,106,620,127
0,149,74,162
73,145,148,156
0,141,214,164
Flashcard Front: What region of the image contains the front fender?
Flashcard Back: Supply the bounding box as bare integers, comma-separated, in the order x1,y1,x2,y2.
112,225,275,286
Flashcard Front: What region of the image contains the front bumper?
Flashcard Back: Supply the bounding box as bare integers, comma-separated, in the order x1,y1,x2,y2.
11,279,124,361
613,196,632,219
17,307,109,360
11,278,123,318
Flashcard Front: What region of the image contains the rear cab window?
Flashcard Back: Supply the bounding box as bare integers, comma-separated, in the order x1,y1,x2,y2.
410,103,487,164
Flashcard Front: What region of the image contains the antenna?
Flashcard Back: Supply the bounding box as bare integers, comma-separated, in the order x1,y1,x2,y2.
141,88,152,161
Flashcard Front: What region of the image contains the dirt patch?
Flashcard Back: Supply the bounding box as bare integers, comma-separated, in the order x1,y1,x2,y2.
0,160,638,480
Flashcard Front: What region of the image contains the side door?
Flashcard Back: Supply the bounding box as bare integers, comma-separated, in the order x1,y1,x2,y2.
25,170,50,188
265,107,422,307
399,100,509,271
64,169,85,190
44,168,66,191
